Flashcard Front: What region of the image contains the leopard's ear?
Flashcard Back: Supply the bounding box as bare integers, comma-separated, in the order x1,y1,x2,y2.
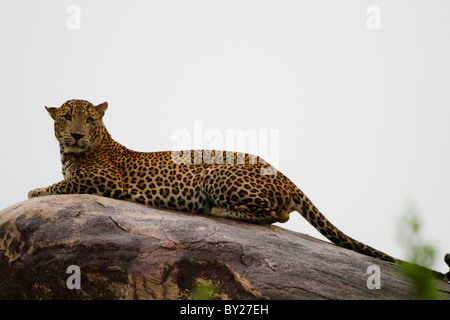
45,106,58,120
96,102,108,117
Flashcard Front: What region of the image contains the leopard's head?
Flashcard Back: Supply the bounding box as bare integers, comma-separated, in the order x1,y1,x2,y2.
46,99,109,155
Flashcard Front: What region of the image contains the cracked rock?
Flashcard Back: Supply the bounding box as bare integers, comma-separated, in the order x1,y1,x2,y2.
0,194,448,300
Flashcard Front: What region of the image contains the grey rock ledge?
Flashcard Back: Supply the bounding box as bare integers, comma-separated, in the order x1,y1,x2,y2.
0,194,448,300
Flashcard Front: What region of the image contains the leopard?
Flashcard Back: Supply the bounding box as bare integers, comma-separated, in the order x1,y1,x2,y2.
28,99,399,264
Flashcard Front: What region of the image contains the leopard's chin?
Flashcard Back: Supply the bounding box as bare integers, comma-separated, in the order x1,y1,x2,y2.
64,145,89,155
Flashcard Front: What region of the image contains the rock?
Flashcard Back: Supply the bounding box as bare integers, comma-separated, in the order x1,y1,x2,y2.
0,194,448,300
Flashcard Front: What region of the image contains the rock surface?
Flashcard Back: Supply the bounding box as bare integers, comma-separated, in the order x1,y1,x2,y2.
0,194,448,300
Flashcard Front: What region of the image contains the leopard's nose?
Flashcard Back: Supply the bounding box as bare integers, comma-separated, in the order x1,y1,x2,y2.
71,133,84,141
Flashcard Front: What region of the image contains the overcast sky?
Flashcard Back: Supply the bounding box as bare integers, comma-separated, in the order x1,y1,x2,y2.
0,1,449,273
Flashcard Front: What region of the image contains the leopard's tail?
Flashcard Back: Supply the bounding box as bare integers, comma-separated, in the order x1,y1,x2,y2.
291,188,450,280
292,188,397,263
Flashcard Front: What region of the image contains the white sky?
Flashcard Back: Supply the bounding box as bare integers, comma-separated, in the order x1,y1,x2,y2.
0,1,449,273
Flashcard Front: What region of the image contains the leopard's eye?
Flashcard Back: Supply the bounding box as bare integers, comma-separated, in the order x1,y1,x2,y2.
86,117,94,124
64,114,72,121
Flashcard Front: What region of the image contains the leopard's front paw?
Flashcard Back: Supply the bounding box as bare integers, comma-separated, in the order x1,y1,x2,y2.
28,188,45,199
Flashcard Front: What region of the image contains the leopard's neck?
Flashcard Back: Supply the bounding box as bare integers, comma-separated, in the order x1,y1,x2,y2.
59,132,122,177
